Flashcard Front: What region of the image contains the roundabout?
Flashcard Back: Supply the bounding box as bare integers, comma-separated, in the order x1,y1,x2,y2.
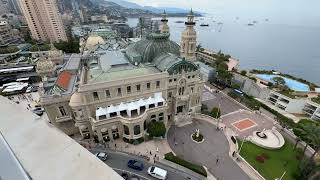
167,119,250,180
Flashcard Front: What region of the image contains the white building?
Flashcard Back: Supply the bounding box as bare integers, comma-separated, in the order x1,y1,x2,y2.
266,91,306,113
303,100,320,121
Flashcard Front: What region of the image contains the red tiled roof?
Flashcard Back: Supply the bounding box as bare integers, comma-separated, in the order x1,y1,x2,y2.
56,71,72,90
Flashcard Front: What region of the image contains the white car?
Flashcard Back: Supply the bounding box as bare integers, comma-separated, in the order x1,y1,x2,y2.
147,166,167,180
95,152,108,161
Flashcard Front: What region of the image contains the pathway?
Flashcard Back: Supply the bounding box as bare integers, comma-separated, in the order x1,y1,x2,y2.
167,120,251,180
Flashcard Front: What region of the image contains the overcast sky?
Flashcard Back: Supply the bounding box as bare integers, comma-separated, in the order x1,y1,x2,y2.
128,0,320,22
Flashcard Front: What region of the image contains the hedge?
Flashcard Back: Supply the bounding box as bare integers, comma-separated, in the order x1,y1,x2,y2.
164,152,207,177
147,121,166,138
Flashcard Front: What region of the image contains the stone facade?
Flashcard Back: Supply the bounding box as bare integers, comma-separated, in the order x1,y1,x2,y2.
41,13,204,143
180,10,197,61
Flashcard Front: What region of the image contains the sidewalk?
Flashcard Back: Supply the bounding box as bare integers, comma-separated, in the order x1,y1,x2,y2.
224,128,265,180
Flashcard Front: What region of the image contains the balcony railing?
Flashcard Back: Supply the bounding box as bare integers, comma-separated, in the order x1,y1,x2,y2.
55,115,72,123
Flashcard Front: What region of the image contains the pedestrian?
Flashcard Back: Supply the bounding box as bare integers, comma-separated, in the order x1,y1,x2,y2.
114,143,117,150
216,158,219,164
150,151,152,155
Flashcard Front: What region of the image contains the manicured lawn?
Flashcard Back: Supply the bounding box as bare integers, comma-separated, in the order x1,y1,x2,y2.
239,140,301,180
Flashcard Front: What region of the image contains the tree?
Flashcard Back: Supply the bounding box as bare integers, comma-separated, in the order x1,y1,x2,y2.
0,46,19,54
211,107,221,118
147,121,166,138
272,76,286,87
54,38,80,53
240,70,247,76
294,121,320,161
196,44,202,52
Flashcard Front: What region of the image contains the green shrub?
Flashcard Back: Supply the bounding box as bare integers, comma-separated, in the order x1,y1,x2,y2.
210,107,221,118
240,70,247,76
164,152,207,177
147,121,166,138
123,137,144,145
0,46,19,54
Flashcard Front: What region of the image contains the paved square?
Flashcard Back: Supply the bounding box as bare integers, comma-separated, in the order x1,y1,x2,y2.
222,110,275,138
201,88,243,115
202,91,216,102
232,118,257,132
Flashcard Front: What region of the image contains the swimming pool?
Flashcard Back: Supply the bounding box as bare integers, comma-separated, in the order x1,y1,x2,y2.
255,74,310,92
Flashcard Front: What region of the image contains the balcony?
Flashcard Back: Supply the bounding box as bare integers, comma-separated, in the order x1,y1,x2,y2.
176,94,190,101
56,115,72,123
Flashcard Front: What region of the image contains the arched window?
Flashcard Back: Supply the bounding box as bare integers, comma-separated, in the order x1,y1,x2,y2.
151,114,156,121
123,125,129,135
134,125,140,135
159,113,164,121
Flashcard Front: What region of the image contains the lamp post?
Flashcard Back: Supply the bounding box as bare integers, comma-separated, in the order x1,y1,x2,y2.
238,136,247,154
275,171,286,180
216,103,221,130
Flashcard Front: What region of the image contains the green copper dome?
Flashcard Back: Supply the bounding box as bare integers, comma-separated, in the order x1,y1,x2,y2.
125,32,180,64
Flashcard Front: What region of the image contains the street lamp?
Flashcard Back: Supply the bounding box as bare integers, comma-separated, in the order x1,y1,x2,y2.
275,171,286,180
238,136,247,154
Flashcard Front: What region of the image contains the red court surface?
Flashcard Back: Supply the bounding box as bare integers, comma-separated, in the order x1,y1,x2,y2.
232,118,257,132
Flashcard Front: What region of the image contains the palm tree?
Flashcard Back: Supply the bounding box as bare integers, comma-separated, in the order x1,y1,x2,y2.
303,124,320,161
272,76,286,87
294,136,301,150
295,123,320,160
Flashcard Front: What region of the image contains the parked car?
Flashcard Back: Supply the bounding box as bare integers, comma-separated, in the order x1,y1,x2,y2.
130,175,140,180
147,166,167,180
95,152,108,161
121,172,129,180
26,85,38,93
32,107,45,116
127,160,144,171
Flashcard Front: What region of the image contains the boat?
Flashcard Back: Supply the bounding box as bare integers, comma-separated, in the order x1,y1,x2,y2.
175,21,184,23
253,21,258,23
217,22,223,25
247,23,254,26
200,23,209,27
265,18,269,21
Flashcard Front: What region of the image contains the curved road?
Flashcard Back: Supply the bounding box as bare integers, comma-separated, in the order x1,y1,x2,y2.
167,120,250,180
90,149,202,180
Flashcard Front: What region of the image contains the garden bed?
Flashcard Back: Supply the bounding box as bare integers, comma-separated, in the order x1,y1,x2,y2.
164,152,207,177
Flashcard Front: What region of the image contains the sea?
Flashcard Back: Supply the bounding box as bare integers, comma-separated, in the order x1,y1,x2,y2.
127,15,320,85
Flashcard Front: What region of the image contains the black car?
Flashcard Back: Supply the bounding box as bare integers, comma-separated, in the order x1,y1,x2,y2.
121,172,129,180
32,107,45,116
127,160,144,171
130,175,140,180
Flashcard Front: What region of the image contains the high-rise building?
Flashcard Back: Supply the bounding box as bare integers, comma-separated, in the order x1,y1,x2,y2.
8,0,22,15
0,0,10,15
0,20,22,45
180,9,197,61
19,0,68,42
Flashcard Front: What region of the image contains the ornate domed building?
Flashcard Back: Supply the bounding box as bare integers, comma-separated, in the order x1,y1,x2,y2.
41,10,204,142
84,35,106,51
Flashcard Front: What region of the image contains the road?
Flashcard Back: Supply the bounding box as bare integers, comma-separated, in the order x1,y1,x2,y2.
168,120,251,180
202,88,244,115
90,149,202,180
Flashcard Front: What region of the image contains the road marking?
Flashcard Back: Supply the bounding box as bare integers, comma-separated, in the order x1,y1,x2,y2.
112,167,153,180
